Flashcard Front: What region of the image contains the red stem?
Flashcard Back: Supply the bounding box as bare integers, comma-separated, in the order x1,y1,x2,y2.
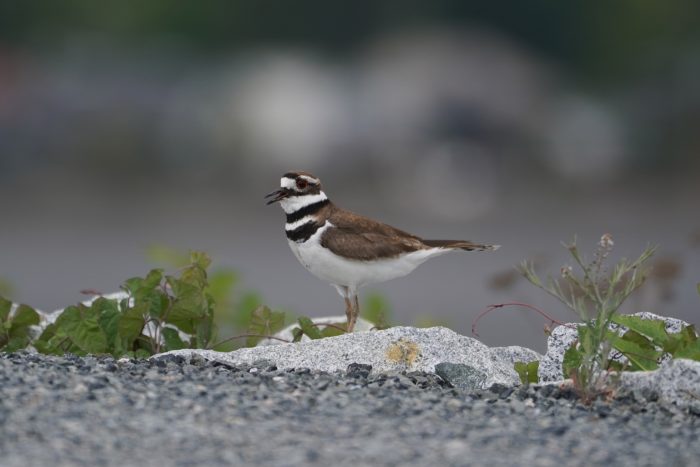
471,301,575,337
311,322,348,332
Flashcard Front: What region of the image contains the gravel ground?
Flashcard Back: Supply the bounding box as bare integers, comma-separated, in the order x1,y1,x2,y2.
1,353,698,467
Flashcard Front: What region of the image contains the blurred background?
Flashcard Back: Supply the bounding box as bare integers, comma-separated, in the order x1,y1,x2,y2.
1,1,699,352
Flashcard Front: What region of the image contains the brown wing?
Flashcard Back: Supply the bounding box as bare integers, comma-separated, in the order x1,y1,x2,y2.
321,207,427,260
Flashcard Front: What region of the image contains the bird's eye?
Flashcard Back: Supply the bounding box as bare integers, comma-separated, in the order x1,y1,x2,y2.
296,179,308,189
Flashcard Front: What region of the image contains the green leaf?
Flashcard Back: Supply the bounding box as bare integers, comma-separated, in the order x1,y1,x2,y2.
92,298,123,355
195,316,214,349
142,268,164,291
562,342,583,378
298,316,322,340
123,277,144,296
577,326,594,356
10,304,40,330
6,304,40,352
4,336,31,352
34,323,61,354
681,325,698,342
514,361,539,385
161,327,186,351
54,305,108,355
610,330,660,371
617,329,655,349
118,303,147,350
291,327,304,343
179,256,209,290
514,362,528,385
126,270,168,320
674,338,700,361
245,305,286,347
526,361,539,383
189,251,212,271
165,277,206,334
0,296,12,322
320,324,346,338
612,315,669,348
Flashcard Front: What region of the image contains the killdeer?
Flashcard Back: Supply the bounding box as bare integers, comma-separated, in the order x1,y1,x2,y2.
265,171,499,332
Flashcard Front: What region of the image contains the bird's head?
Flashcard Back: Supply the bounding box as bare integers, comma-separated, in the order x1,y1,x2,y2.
265,171,325,212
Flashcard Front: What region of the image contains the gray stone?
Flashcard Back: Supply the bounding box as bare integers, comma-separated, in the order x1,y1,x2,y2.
158,326,524,387
538,324,579,382
435,362,487,390
489,345,542,366
619,358,700,410
539,312,690,382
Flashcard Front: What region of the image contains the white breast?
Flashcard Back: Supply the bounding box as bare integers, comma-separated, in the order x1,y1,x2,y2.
288,222,450,293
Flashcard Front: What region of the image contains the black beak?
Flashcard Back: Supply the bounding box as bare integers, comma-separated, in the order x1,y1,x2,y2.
265,188,291,205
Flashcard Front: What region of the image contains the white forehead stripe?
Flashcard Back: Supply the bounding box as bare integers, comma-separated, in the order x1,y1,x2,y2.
280,175,319,189
279,191,327,214
281,177,296,189
299,175,319,184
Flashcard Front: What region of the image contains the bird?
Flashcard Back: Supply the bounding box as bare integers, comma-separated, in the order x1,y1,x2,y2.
265,171,500,332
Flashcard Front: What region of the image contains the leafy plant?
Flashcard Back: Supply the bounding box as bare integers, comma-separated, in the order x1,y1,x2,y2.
514,361,539,385
2,249,389,357
146,244,281,351
520,234,656,401
0,297,40,352
243,305,287,347
607,314,700,370
291,317,346,342
33,251,218,357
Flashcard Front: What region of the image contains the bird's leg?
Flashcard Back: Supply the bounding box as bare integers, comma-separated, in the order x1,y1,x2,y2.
343,296,354,332
348,294,360,332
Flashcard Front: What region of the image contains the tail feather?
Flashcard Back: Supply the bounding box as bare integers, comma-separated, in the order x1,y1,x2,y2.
422,239,500,252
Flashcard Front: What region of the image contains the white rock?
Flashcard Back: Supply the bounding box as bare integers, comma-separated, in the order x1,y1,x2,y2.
490,345,542,366
539,312,690,382
619,358,700,410
158,326,536,388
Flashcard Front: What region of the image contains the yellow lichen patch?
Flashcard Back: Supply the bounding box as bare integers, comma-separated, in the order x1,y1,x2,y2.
385,338,421,368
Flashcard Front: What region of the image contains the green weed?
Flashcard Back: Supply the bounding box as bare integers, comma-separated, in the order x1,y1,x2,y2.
514,360,539,385
520,234,656,401
0,297,40,352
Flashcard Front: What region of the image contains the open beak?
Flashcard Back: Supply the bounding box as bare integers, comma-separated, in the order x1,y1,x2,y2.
265,188,291,205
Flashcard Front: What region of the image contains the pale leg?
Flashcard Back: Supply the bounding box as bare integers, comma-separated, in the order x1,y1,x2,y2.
343,295,354,331
347,294,360,332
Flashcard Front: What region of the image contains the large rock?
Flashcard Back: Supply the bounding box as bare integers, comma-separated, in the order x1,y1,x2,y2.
619,358,700,410
539,312,690,382
157,326,542,389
